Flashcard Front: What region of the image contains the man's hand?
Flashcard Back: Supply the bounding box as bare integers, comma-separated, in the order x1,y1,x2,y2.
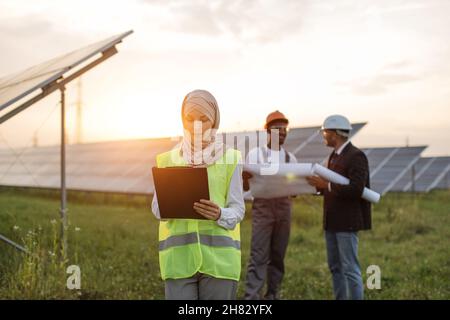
242,171,253,191
194,199,221,221
242,171,253,180
306,176,329,190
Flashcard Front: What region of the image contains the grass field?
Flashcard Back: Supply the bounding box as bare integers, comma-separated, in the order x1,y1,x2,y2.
0,188,449,299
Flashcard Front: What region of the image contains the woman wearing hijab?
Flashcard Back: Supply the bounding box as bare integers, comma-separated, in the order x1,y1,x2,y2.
151,90,245,300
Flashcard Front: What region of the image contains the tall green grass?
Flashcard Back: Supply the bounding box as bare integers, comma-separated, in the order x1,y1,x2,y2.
0,189,448,299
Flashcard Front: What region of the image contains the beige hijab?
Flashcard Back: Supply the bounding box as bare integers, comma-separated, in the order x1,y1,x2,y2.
180,90,227,166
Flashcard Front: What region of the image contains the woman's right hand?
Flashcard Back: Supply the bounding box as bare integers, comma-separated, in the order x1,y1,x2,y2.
194,199,222,221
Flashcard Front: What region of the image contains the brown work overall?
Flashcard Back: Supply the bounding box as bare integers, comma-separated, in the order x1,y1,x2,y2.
244,147,293,300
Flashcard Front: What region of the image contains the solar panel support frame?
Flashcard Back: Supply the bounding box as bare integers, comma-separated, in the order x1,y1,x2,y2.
0,39,124,253
0,234,27,253
60,86,67,256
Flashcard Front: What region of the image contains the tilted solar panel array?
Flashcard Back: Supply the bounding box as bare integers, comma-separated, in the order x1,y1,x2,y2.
0,138,178,194
362,146,426,195
1,124,358,194
435,164,450,190
390,157,435,192
390,156,450,192
415,157,450,192
0,124,448,195
0,31,133,112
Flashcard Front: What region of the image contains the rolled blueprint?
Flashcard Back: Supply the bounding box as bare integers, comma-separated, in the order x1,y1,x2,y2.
243,163,315,198
244,163,313,177
312,164,381,204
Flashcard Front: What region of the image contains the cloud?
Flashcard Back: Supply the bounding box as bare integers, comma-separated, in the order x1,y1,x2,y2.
0,14,89,76
337,71,420,95
143,0,307,44
168,3,223,36
0,16,53,38
333,58,421,95
382,60,411,70
363,1,431,16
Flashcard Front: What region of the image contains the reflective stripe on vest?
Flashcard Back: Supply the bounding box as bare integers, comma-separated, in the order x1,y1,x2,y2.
159,232,198,251
159,233,241,251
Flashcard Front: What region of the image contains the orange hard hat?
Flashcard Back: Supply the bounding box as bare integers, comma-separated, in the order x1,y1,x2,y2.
265,110,289,129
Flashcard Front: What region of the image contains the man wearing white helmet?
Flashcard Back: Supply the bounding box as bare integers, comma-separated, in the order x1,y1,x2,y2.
306,115,371,300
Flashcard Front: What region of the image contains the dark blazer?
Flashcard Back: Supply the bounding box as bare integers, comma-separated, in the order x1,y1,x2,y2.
319,142,372,232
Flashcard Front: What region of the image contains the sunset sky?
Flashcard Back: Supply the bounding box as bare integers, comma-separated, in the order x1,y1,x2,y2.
0,0,449,156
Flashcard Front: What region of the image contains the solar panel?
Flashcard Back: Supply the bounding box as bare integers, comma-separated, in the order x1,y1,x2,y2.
414,157,450,192
2,124,437,196
0,124,366,195
362,146,426,194
0,137,178,194
0,31,134,252
390,157,435,192
0,31,133,113
435,164,450,190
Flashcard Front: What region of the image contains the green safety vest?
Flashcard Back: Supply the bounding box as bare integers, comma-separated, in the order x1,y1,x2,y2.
156,148,242,281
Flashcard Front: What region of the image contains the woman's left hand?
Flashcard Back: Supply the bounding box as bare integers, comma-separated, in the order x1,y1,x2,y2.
194,199,221,221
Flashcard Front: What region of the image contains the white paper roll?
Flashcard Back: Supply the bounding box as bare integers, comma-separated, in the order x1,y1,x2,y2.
243,163,315,198
312,164,381,204
312,163,349,185
362,188,381,204
244,163,313,177
248,175,315,198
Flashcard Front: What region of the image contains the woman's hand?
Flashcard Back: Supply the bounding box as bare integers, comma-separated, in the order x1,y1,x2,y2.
194,199,221,221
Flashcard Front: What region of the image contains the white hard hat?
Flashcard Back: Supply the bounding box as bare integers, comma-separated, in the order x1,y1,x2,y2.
321,115,353,131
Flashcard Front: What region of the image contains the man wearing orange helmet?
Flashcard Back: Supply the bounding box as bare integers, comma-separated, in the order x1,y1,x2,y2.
243,110,297,300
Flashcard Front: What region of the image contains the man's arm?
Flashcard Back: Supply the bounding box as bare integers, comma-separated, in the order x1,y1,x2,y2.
328,152,368,199
242,148,258,191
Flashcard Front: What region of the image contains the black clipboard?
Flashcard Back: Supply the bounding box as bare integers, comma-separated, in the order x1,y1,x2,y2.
152,166,210,219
